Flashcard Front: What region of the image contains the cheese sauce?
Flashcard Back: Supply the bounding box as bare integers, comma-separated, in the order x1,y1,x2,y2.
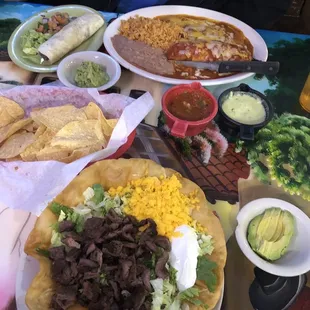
222,91,266,125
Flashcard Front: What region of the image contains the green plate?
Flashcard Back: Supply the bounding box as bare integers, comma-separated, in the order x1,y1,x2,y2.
8,5,106,73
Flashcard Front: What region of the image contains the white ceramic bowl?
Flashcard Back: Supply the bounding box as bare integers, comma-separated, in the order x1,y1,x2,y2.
57,51,121,91
103,5,268,86
235,198,310,277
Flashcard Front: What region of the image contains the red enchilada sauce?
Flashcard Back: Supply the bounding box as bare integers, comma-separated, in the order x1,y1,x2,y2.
168,91,213,121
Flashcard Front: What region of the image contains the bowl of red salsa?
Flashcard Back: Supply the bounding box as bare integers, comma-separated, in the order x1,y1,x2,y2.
162,82,218,138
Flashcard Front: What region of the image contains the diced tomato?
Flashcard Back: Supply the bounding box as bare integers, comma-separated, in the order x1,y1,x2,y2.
36,24,44,32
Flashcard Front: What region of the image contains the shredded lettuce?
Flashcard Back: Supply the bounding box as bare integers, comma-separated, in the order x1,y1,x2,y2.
49,185,124,247
58,210,67,222
167,299,181,310
51,230,63,247
198,233,214,256
83,187,95,202
21,29,51,55
81,186,124,217
163,280,176,304
67,211,84,233
151,278,164,310
150,277,178,310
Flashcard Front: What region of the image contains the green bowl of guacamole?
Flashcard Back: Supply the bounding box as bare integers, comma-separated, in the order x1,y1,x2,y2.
74,61,110,88
57,51,121,91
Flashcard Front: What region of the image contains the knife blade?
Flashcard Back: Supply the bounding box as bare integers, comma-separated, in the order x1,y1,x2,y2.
175,61,280,75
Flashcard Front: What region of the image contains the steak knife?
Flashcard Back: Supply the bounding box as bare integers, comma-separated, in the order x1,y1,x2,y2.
175,61,280,75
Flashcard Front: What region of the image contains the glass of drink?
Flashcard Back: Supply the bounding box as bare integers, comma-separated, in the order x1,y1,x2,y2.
300,74,310,112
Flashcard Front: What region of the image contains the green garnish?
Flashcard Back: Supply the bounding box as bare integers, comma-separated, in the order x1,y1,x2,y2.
236,113,310,200
50,202,73,216
169,266,178,287
100,273,108,285
179,287,208,309
91,184,105,204
35,247,50,258
50,222,59,232
196,256,218,293
67,211,84,233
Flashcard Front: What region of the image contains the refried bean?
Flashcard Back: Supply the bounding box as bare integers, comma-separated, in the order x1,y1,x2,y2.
112,35,175,76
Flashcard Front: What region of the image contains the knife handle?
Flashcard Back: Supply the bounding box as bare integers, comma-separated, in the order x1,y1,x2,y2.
218,61,280,75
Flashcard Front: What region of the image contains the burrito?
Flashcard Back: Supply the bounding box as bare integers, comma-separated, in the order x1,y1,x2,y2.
38,13,104,64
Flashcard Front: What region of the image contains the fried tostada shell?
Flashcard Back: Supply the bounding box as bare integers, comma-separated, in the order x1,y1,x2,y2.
24,159,227,310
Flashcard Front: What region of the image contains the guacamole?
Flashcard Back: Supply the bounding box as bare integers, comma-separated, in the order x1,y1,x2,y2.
247,207,295,261
21,29,51,55
74,61,110,88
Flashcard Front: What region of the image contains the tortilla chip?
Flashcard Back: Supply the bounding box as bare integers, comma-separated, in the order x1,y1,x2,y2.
5,155,22,162
23,121,36,133
107,119,118,128
83,102,102,120
84,102,117,137
30,105,87,132
34,125,47,138
51,120,106,150
59,143,103,163
0,118,32,144
0,131,35,159
24,159,227,310
21,129,54,161
0,96,24,128
36,146,71,162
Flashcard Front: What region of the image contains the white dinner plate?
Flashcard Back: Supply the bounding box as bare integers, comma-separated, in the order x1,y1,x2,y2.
236,198,310,277
16,251,224,309
103,5,268,86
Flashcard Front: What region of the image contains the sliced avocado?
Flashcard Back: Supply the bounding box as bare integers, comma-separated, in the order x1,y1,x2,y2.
270,211,284,242
257,208,279,241
247,208,295,261
247,214,263,251
267,208,283,242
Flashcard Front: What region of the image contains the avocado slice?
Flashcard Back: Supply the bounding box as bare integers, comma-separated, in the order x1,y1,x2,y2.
247,214,263,251
247,208,295,261
257,207,282,242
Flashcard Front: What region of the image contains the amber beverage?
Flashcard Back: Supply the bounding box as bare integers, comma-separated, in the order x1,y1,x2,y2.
299,74,310,112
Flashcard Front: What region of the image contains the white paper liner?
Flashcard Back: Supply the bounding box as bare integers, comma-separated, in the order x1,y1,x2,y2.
0,86,154,215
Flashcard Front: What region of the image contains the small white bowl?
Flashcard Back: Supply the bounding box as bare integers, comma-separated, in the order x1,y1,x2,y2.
235,198,310,277
57,51,121,91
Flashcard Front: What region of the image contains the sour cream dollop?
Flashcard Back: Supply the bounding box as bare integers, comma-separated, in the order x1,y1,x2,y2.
169,225,200,292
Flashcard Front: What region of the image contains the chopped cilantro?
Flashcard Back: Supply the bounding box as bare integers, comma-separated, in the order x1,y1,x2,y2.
196,256,217,293
91,184,105,204
50,202,73,216
143,253,157,280
100,273,108,285
169,266,178,287
50,222,59,232
35,247,50,258
67,211,84,233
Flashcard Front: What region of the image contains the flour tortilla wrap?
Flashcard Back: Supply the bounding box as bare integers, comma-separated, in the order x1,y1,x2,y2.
24,159,227,310
38,13,104,64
